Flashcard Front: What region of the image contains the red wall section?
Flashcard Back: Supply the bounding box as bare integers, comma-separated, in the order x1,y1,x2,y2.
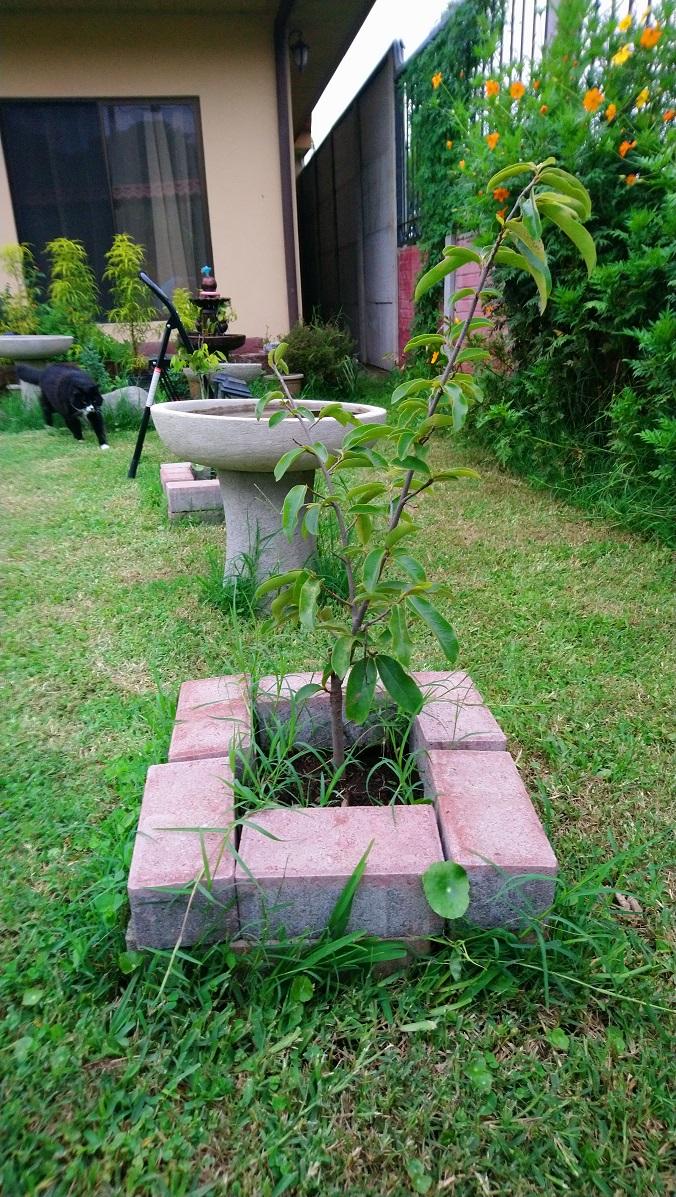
397,244,422,362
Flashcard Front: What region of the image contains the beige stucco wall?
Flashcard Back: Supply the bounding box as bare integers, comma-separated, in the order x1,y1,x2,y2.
0,12,293,338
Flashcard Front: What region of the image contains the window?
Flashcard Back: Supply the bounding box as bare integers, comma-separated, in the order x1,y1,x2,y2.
0,99,211,299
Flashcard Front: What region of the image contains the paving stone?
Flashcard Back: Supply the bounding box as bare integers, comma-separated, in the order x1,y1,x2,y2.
165,478,222,515
159,462,193,492
425,749,557,926
169,676,251,764
236,805,444,940
128,758,238,948
413,671,506,755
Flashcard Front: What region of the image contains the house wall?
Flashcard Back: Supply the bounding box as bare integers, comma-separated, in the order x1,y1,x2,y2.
0,11,292,339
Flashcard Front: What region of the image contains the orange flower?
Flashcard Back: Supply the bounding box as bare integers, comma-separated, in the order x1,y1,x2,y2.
496,207,507,219
446,139,454,149
539,104,549,115
459,159,466,169
664,109,675,122
533,79,541,90
583,87,605,113
485,131,500,150
510,80,526,101
605,103,617,121
485,79,500,97
611,44,633,66
619,139,637,158
493,186,510,201
639,25,662,47
635,87,649,108
432,71,443,89
624,173,639,186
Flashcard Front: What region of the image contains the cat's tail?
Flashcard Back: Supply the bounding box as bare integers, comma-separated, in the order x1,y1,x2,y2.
16,365,43,385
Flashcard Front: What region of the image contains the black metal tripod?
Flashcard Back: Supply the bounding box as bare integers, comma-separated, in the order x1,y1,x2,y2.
127,272,193,479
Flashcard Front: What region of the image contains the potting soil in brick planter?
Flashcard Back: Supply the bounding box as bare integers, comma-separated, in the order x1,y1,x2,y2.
127,671,557,950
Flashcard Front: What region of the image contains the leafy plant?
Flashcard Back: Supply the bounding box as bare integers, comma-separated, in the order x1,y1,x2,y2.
0,243,40,334
172,342,225,400
44,237,99,342
256,158,596,771
283,316,356,389
171,286,199,332
103,234,156,364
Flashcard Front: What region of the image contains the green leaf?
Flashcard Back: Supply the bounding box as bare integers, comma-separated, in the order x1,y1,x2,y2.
422,860,469,918
375,655,423,714
537,169,591,220
403,333,445,353
414,248,481,301
406,1161,433,1194
293,682,323,705
486,161,536,190
302,504,320,537
342,424,393,449
391,377,437,404
450,286,476,304
298,576,321,630
331,635,354,679
273,340,289,366
22,988,45,1008
521,192,542,241
273,446,306,481
538,200,596,276
465,1054,494,1092
547,1028,571,1052
443,383,469,431
384,522,416,549
345,657,377,723
535,189,585,217
494,246,549,314
433,467,480,481
255,569,303,600
347,482,387,503
394,553,426,582
389,605,412,669
407,595,459,663
453,348,490,365
354,514,373,545
281,484,307,542
268,409,287,428
289,975,315,1003
313,403,359,425
118,951,143,975
363,548,385,592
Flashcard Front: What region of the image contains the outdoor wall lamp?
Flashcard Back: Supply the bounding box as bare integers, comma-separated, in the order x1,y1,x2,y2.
289,30,309,72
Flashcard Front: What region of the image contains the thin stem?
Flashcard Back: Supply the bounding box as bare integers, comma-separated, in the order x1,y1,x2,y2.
329,671,345,769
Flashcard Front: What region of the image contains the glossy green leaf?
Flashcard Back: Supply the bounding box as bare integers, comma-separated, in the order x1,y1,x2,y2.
363,548,386,592
422,860,469,918
331,635,354,679
298,576,321,631
313,403,359,425
407,595,459,663
347,482,387,502
486,161,536,190
450,286,476,304
538,169,591,220
268,408,287,428
453,348,490,365
254,569,303,600
375,655,423,714
394,553,426,582
494,246,549,314
402,333,445,353
538,200,596,276
342,424,393,449
281,484,307,542
354,513,373,545
389,605,412,669
433,467,480,481
521,192,542,241
384,523,416,549
273,340,289,366
289,975,315,1003
302,504,320,538
345,657,377,723
414,248,481,301
391,377,437,404
273,445,306,481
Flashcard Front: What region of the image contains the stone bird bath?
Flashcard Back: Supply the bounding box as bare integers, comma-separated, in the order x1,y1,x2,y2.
151,398,386,582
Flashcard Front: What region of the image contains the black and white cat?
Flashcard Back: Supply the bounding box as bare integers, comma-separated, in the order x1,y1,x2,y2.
17,363,110,449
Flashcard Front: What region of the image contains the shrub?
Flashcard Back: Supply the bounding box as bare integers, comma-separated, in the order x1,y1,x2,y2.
408,0,676,540
283,317,356,390
0,244,40,334
45,238,99,342
103,234,156,363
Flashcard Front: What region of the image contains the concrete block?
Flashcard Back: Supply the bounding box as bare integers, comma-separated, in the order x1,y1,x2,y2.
160,462,192,492
425,750,557,926
169,676,251,764
413,671,507,755
128,758,238,948
236,805,444,941
165,478,222,515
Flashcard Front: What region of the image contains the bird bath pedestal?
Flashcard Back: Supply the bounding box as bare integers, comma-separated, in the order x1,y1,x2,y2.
150,398,386,582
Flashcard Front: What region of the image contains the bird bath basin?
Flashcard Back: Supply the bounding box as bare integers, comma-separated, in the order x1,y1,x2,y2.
0,334,73,360
151,398,386,582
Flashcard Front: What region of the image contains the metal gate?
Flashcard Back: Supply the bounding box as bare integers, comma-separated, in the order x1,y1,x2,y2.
297,47,399,369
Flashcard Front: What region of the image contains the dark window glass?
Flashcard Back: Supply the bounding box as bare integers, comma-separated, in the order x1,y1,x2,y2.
0,101,114,295
0,99,210,298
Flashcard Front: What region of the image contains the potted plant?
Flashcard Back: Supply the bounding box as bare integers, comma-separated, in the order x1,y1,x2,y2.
128,158,596,949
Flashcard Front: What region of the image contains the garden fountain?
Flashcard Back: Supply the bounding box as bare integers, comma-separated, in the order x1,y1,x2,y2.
151,397,386,581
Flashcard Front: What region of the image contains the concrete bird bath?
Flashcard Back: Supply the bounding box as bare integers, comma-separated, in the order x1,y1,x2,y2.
151,398,386,582
0,334,74,359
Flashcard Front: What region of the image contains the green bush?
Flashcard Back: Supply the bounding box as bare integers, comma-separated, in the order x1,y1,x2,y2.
407,0,675,540
283,317,356,390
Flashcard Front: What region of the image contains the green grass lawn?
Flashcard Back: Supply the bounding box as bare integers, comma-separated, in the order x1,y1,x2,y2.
1,417,674,1196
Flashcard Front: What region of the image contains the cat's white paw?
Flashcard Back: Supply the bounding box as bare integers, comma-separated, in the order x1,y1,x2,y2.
100,443,110,451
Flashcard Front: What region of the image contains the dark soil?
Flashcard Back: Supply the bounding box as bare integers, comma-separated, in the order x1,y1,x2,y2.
273,745,424,808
